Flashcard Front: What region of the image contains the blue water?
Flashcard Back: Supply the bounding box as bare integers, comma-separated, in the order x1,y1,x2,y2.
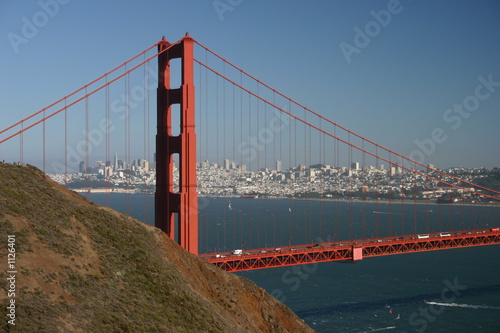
88,193,500,332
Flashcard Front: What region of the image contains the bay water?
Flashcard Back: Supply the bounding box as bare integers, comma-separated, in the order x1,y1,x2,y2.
88,193,500,332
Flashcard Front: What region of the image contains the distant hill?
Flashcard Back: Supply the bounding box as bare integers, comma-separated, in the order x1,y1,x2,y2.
0,163,314,333
474,168,500,191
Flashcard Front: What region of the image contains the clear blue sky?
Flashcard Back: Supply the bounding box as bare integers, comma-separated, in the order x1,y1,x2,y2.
1,0,499,169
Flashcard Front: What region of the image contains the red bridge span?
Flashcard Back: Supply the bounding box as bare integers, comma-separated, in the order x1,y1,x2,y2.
203,228,500,272
1,34,500,272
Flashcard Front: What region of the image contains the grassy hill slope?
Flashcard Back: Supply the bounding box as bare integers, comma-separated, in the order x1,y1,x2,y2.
0,163,314,333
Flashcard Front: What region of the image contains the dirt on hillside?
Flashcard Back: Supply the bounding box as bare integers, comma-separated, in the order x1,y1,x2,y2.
0,163,315,332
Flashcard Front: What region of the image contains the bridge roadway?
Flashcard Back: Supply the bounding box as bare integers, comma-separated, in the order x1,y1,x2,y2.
201,228,500,272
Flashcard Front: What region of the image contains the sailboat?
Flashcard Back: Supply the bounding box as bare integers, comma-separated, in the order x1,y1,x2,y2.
228,201,232,210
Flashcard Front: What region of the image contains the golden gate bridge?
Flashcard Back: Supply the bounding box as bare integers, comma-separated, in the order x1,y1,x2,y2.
1,34,499,272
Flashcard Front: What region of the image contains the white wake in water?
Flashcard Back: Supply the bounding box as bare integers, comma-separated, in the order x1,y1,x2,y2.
358,326,396,333
425,302,500,310
372,211,402,215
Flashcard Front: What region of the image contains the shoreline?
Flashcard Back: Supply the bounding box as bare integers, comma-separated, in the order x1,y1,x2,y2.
71,189,500,207
71,188,137,194
279,197,500,207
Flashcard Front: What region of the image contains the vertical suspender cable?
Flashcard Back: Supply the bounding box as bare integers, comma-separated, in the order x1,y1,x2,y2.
375,146,379,239
64,99,68,185
43,109,46,172
308,111,312,242
232,81,236,251
205,51,210,251
400,156,405,237
215,72,220,251
105,76,110,208
147,61,151,175
348,133,353,240
426,175,431,233
142,55,147,223
256,83,262,248
334,125,339,242
125,67,131,215
289,101,294,244
275,93,281,246
413,161,417,235
223,62,227,251
388,153,392,238
85,87,89,197
248,91,252,249
239,70,243,250
304,108,308,244
361,140,366,239
20,121,24,165
197,60,203,250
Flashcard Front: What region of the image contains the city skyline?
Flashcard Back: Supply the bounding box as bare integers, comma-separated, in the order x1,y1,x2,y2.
50,153,498,206
1,1,500,169
69,153,473,177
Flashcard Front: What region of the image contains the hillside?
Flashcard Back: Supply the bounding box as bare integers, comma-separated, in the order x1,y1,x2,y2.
0,163,314,333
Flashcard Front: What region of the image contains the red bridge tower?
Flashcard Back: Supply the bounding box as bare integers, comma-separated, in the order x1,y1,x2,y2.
155,34,198,255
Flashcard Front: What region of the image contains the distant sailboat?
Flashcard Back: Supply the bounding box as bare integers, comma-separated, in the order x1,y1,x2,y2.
228,201,232,210
288,208,292,212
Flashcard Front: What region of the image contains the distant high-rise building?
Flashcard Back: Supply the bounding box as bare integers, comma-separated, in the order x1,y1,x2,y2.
113,152,119,172
79,161,87,174
118,159,126,170
105,166,113,177
132,158,149,171
351,162,360,171
137,159,149,172
224,159,231,170
307,169,316,177
276,160,282,171
327,169,338,176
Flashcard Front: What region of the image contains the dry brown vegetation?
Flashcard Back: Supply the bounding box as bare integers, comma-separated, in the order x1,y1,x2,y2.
0,163,314,333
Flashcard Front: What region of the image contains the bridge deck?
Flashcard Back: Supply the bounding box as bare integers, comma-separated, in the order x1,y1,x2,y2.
201,228,500,272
